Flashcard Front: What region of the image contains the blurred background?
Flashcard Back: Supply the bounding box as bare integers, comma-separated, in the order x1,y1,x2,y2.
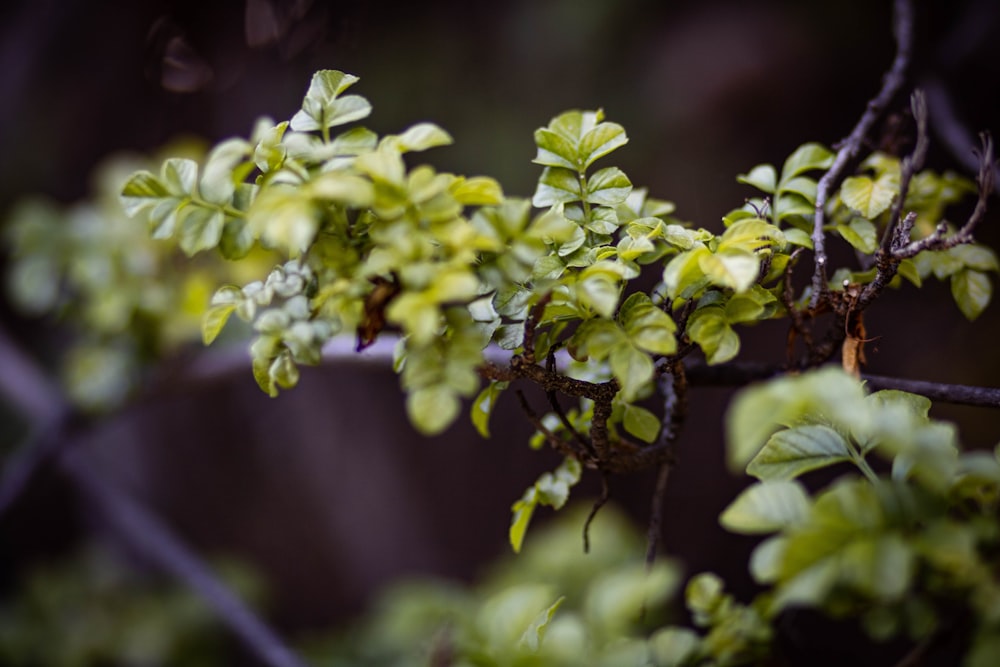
1,0,999,664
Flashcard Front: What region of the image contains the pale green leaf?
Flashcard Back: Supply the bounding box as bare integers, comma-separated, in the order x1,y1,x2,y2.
202,303,236,345
951,269,992,320
717,218,785,254
387,122,453,152
687,306,740,364
699,250,760,293
120,171,170,216
737,164,777,194
649,626,701,667
747,424,853,480
162,158,199,195
290,70,371,131
309,172,375,207
518,597,565,652
585,167,632,206
779,142,834,183
783,227,814,248
471,381,508,438
450,176,504,205
577,274,620,318
200,138,249,204
720,480,811,534
749,535,788,584
579,122,628,168
533,128,579,169
532,167,582,207
836,217,878,254
781,176,819,204
269,350,300,389
726,367,867,472
570,318,626,361
407,384,460,435
178,206,225,256
841,175,896,219
951,243,999,272
662,246,710,299
509,495,537,554
622,404,660,443
609,342,653,400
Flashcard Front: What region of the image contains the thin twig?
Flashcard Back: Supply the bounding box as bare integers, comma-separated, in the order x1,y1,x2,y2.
582,473,610,554
879,90,930,254
892,133,995,258
645,462,672,568
810,0,915,307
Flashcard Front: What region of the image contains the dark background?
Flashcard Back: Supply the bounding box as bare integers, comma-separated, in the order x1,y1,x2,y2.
1,0,999,658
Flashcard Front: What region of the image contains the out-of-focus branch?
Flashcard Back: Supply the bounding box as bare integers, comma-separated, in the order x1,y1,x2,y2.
0,325,312,667
62,452,311,667
810,0,915,307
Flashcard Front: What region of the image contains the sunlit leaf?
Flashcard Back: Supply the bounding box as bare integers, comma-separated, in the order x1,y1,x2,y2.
747,424,853,480
951,269,992,320
720,480,811,534
737,164,777,194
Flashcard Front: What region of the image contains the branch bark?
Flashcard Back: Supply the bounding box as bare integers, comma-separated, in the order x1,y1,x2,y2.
810,0,915,307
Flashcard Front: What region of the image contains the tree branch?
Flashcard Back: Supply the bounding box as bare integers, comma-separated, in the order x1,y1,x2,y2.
62,452,312,667
810,0,915,307
0,326,311,667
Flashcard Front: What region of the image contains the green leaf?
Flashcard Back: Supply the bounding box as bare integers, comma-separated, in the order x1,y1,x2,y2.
609,342,653,400
162,158,199,195
726,367,867,472
747,425,853,481
451,176,504,205
471,381,508,438
247,187,319,256
783,227,814,248
719,480,811,534
840,175,897,219
509,495,537,554
699,250,760,293
202,303,236,345
577,274,620,318
622,404,660,443
687,306,739,364
269,350,300,389
779,142,834,183
120,171,170,216
951,269,992,320
951,243,999,272
509,458,582,552
177,206,225,256
781,176,819,204
200,138,249,204
737,164,777,194
649,626,701,667
407,384,460,435
533,128,579,170
533,167,582,207
518,596,565,652
618,292,677,355
662,246,710,299
579,122,628,168
386,122,453,152
570,318,626,361
309,172,375,207
585,167,632,206
290,70,371,132
717,218,785,254
836,217,878,254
